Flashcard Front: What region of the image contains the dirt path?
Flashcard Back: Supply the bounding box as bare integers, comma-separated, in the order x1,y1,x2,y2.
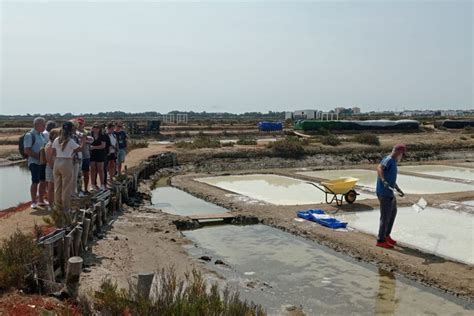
172,173,474,300
0,205,48,238
79,203,214,295
125,144,174,171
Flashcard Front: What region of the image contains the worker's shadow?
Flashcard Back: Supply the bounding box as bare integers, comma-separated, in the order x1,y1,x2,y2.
391,243,447,265
331,203,375,214
30,208,51,216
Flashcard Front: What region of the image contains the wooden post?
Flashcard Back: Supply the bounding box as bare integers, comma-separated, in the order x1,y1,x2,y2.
100,200,106,223
91,214,97,234
81,218,91,248
137,272,154,299
44,243,55,285
57,237,65,277
66,256,83,297
73,227,83,256
96,204,102,232
64,234,72,273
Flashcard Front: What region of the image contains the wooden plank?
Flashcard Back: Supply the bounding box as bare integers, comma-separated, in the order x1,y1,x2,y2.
189,213,235,221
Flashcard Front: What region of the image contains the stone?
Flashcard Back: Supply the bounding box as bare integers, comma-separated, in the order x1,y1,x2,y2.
199,256,212,262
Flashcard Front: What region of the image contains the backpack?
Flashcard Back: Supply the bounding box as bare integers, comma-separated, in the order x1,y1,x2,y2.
19,132,36,159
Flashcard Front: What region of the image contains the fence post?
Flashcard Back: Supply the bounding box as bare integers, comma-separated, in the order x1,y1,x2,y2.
81,218,91,249
66,256,83,297
137,272,154,299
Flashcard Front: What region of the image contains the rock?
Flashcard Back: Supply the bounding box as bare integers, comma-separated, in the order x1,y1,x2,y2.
114,236,119,241
170,238,176,242
246,281,257,288
83,268,92,273
165,230,170,234
214,259,225,265
199,256,212,262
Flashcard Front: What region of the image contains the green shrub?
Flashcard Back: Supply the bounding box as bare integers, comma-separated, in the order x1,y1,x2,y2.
128,139,149,151
236,137,257,145
94,269,266,315
352,133,380,146
0,230,42,291
267,137,305,158
321,134,341,146
176,136,221,149
221,142,235,147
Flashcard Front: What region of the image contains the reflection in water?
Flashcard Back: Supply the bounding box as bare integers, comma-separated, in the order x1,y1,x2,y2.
185,225,470,315
375,268,397,316
0,164,32,210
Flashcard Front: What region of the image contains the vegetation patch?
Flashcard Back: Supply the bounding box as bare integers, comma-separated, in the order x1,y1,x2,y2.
321,134,341,146
176,136,221,149
351,133,380,146
0,230,42,292
267,137,305,158
236,137,257,145
128,139,149,151
94,269,266,316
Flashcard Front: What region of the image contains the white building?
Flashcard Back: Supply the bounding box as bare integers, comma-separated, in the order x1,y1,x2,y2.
352,107,361,114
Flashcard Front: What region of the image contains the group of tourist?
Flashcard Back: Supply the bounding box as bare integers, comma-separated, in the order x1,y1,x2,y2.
23,117,128,213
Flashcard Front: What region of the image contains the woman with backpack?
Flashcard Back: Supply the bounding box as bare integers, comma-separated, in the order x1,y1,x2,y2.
52,121,85,213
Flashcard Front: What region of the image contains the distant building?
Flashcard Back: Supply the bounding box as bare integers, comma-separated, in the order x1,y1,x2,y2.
289,110,317,120
334,107,346,114
352,107,361,114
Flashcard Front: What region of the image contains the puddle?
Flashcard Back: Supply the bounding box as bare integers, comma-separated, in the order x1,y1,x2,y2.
184,225,471,315
298,169,474,194
197,174,374,205
0,164,32,210
337,207,474,265
151,187,228,216
399,165,474,182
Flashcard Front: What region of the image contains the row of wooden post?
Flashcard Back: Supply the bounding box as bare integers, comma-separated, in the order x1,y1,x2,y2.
38,183,125,294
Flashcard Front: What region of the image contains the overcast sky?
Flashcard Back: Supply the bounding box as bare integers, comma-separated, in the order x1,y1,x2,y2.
1,0,472,115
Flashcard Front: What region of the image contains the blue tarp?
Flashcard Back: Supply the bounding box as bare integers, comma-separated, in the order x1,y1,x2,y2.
258,121,283,132
297,209,348,229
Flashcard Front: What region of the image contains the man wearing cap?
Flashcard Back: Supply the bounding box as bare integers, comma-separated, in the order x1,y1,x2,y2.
375,144,406,249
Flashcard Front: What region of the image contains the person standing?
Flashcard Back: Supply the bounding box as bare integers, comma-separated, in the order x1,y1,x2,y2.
44,128,60,211
52,122,85,213
43,120,56,141
77,117,92,195
105,122,118,186
23,117,47,209
375,144,406,249
70,120,83,196
115,122,128,175
90,123,108,191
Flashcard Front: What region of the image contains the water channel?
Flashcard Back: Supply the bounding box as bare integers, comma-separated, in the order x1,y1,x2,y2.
0,164,32,210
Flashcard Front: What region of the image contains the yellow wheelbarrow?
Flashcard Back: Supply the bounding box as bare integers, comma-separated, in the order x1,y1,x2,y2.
307,177,360,206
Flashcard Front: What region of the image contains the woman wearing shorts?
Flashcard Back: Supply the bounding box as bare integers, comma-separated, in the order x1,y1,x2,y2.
90,123,108,191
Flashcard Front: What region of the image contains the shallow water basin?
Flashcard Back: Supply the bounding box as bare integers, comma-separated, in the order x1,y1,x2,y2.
298,169,474,194
0,164,32,210
184,225,471,315
196,174,373,205
151,187,228,216
399,165,474,182
337,207,474,265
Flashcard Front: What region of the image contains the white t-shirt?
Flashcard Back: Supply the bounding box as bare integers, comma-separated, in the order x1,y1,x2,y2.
108,133,117,154
53,137,80,158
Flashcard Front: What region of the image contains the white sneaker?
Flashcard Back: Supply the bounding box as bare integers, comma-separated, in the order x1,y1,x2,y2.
38,201,49,206
31,202,38,209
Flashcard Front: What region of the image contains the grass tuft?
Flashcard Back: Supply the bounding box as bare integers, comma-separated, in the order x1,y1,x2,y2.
351,133,380,146
94,268,266,315
267,136,305,158
176,136,221,149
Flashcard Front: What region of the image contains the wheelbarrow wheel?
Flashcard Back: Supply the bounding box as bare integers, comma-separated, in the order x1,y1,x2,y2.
345,190,357,204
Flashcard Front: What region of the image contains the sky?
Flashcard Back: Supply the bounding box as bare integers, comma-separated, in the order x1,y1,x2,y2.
1,0,472,115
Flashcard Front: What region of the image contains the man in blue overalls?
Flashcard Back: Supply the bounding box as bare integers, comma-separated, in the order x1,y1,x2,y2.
375,144,406,249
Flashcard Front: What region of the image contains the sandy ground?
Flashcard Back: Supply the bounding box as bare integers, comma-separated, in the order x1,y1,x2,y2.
0,145,19,159
0,206,48,238
78,203,211,295
171,171,474,300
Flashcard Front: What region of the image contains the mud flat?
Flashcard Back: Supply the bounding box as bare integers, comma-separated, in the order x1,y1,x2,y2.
185,225,472,315
196,174,374,205
297,169,474,194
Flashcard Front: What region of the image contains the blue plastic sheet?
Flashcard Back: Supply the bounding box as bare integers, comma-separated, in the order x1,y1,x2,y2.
297,209,348,229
